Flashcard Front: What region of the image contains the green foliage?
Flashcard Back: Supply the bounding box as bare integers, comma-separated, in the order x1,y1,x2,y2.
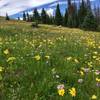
78,0,88,26
0,19,100,99
63,8,68,26
81,10,98,31
23,12,26,21
26,12,30,22
13,0,99,31
67,4,78,28
18,17,20,20
33,8,40,22
31,21,39,28
5,13,10,20
55,4,63,25
41,8,49,24
16,0,99,31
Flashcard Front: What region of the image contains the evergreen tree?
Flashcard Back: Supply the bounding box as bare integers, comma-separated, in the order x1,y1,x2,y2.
67,3,78,28
81,10,98,31
78,0,88,27
50,16,55,25
46,14,51,24
94,6,100,25
30,15,33,22
87,0,91,10
23,12,26,21
6,13,10,20
55,4,62,25
33,8,40,22
63,8,68,26
41,8,47,24
72,3,79,27
18,17,20,20
67,0,71,13
26,12,30,22
67,15,73,27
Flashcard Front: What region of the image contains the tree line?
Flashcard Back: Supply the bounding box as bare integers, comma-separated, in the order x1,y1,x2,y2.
6,0,100,31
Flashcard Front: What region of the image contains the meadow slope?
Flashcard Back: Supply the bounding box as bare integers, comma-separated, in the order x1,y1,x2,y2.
0,19,100,100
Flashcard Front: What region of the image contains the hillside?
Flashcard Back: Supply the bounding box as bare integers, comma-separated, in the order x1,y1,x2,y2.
0,19,100,100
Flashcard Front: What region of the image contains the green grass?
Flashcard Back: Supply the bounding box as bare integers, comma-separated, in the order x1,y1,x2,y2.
0,19,100,100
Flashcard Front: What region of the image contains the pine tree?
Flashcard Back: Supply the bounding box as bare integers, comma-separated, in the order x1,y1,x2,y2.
46,14,51,24
87,0,91,10
33,8,40,22
18,17,20,20
67,3,78,28
63,8,68,26
72,3,79,27
50,16,55,25
78,0,88,27
55,4,62,25
67,0,71,14
81,10,98,31
41,8,47,24
6,13,10,20
30,15,33,22
94,6,100,25
26,12,30,22
23,12,26,21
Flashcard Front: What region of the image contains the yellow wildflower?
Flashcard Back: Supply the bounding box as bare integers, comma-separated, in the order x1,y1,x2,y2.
34,55,41,61
74,59,79,63
91,95,97,99
80,71,84,76
88,62,93,67
58,89,65,96
98,46,100,49
45,55,50,59
81,67,85,71
7,57,16,62
93,52,98,55
69,87,76,97
3,49,9,55
66,57,72,61
96,78,100,82
0,66,3,72
93,56,97,59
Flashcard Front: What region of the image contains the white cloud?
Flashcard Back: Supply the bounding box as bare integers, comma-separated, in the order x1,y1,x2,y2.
47,8,54,16
0,0,57,16
49,0,96,7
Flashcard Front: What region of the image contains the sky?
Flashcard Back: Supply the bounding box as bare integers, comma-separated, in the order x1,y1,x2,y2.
0,0,99,17
0,0,57,16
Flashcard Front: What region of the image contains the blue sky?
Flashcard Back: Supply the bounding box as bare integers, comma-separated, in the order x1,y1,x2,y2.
0,0,99,17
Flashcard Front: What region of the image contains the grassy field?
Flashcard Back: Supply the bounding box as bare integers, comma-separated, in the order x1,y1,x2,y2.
0,19,100,100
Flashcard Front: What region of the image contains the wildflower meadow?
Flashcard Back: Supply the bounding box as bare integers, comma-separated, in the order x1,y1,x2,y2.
0,19,100,100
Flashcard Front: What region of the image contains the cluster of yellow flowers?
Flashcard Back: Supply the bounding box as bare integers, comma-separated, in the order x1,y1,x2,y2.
3,49,16,64
57,84,76,97
65,56,79,63
86,37,96,48
96,78,100,82
34,55,50,61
